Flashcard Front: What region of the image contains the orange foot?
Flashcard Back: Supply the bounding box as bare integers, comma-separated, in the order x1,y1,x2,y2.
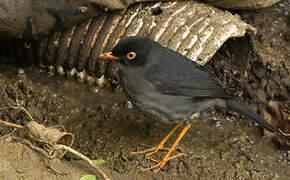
131,145,171,157
131,122,182,158
141,153,185,172
134,123,192,172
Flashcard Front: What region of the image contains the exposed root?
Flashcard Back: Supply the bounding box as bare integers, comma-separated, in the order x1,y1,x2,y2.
0,119,24,129
54,144,111,180
0,105,111,180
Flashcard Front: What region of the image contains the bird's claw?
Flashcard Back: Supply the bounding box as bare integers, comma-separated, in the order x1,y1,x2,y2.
140,159,166,172
145,147,170,157
130,145,168,157
131,146,182,157
148,157,159,162
141,153,186,172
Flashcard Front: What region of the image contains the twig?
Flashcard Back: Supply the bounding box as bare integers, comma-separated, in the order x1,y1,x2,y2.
53,144,111,180
0,103,34,130
14,138,53,158
1,105,109,178
0,119,24,129
0,128,17,141
12,137,67,175
44,158,68,176
9,105,34,121
47,162,67,176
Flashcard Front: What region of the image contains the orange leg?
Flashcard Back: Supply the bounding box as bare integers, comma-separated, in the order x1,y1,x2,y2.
141,123,192,172
131,122,183,157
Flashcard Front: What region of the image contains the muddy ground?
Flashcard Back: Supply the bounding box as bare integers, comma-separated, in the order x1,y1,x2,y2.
0,1,289,180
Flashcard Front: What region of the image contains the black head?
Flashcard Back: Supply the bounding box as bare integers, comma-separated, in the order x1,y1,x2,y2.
99,36,155,67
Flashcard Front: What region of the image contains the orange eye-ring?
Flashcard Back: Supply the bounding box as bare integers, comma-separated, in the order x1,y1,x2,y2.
126,52,136,60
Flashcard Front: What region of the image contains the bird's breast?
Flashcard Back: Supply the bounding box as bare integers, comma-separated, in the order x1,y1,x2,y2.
120,69,196,123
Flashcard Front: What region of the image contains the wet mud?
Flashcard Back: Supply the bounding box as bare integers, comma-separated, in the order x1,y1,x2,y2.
0,1,289,179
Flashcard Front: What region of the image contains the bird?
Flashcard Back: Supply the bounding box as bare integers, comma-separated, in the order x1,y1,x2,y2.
98,36,275,172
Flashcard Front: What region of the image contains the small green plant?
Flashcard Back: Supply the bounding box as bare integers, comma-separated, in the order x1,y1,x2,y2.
80,175,96,180
80,152,120,180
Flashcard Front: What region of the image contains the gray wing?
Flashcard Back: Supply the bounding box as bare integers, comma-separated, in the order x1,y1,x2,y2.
146,56,232,99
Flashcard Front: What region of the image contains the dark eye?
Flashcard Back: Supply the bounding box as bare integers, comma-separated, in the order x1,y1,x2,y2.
126,52,136,60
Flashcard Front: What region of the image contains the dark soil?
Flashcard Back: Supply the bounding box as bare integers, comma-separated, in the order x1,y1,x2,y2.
0,1,289,179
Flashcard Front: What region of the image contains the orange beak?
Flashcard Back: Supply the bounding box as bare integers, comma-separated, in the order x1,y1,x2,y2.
99,52,119,60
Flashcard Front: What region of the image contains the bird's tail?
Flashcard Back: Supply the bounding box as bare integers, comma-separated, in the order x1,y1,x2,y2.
225,99,275,132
